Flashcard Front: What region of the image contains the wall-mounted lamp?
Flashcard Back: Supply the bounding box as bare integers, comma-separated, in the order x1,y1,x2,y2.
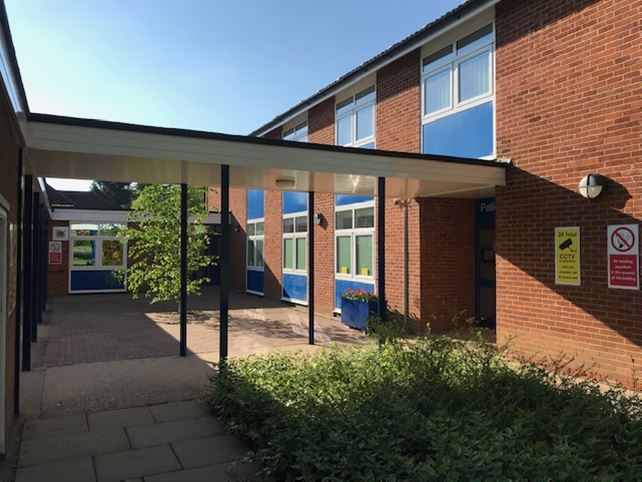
313,213,322,225
579,173,607,199
275,178,296,188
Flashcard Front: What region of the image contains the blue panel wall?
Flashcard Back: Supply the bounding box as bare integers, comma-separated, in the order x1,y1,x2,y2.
247,190,265,220
282,273,307,302
70,270,124,291
247,269,264,294
335,280,375,310
336,195,374,206
283,192,308,214
422,101,493,158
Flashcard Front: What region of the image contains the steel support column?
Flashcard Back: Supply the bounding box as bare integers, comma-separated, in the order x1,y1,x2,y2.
14,149,23,415
308,191,315,345
21,175,33,371
179,183,188,357
377,177,386,324
31,194,40,341
219,164,230,366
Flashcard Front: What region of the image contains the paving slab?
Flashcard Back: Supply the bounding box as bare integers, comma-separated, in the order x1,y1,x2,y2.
88,406,155,431
94,445,180,482
150,399,209,422
144,461,262,482
19,427,130,467
14,456,95,482
22,413,88,441
172,434,250,468
127,416,226,449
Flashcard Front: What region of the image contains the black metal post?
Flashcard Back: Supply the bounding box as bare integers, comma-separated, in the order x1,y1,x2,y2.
31,194,40,340
179,183,188,357
377,177,386,324
307,192,315,345
14,149,23,415
219,165,230,366
21,175,33,371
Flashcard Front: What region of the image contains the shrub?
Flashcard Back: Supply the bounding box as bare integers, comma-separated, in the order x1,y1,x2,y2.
207,339,642,480
341,288,377,302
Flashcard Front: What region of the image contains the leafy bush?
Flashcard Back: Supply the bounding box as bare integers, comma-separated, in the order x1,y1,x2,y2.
207,338,642,480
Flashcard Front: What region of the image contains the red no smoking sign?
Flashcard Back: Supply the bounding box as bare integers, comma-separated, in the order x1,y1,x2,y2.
607,224,639,289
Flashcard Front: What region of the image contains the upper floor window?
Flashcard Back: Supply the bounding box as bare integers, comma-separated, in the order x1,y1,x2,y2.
335,86,376,147
283,122,308,142
421,24,494,119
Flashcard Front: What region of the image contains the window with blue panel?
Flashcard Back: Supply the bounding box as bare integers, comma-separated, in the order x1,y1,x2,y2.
247,190,264,220
282,192,308,214
422,101,494,158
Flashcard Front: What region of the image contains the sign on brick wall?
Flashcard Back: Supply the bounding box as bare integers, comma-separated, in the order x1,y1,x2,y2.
607,224,639,290
555,227,580,286
48,241,62,265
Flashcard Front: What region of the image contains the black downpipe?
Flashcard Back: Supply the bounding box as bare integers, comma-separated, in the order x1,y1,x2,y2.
308,192,315,345
377,177,386,324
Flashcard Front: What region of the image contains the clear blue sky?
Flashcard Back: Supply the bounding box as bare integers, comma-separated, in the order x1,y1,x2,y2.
6,0,462,190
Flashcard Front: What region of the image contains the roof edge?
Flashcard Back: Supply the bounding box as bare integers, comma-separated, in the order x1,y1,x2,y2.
0,0,30,115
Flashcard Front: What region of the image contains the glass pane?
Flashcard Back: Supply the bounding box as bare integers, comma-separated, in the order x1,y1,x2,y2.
336,236,351,275
459,51,490,101
255,222,265,235
295,216,307,233
356,235,373,277
283,218,294,233
73,240,96,266
99,223,122,236
296,237,306,271
355,207,374,228
256,239,264,267
102,240,124,266
337,115,352,146
355,86,375,105
457,24,493,56
335,210,353,230
247,239,255,266
356,104,374,140
283,129,295,141
336,97,353,116
71,223,99,237
422,45,454,73
247,223,255,236
283,238,294,270
425,69,451,114
295,122,308,141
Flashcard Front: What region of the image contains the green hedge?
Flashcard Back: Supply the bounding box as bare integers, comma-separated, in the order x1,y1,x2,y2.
207,338,642,480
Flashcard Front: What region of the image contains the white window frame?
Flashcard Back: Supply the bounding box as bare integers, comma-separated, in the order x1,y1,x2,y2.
334,200,376,283
335,87,376,148
246,218,265,274
282,211,307,275
420,23,496,157
68,222,127,294
283,122,308,143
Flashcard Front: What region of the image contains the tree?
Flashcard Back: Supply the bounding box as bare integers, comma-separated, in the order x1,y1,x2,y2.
90,181,136,209
117,184,215,304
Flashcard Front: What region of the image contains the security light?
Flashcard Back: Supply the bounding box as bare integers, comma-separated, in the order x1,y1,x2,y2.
578,174,606,199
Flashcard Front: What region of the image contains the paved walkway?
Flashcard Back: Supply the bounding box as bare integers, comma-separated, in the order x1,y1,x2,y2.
37,288,365,368
16,399,260,482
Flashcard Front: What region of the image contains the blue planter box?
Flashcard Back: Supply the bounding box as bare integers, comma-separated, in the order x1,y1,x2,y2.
341,298,377,330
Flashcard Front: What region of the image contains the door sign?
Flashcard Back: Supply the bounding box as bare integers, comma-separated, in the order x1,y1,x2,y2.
555,227,581,286
607,224,639,290
49,241,62,265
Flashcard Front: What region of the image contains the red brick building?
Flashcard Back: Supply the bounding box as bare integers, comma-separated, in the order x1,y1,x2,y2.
212,0,642,385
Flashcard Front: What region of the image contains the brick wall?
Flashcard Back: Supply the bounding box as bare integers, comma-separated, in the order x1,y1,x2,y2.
495,0,642,385
264,191,282,299
0,82,22,442
308,97,335,145
229,187,247,291
47,221,69,296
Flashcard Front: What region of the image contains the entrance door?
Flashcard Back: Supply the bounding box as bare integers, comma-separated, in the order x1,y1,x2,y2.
475,198,496,327
0,207,7,453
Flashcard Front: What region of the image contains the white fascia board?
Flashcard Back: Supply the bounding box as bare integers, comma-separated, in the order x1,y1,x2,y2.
252,1,499,137
51,209,130,222
26,122,505,188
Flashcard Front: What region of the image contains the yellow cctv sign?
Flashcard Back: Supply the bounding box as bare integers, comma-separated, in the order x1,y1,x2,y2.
555,227,580,286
